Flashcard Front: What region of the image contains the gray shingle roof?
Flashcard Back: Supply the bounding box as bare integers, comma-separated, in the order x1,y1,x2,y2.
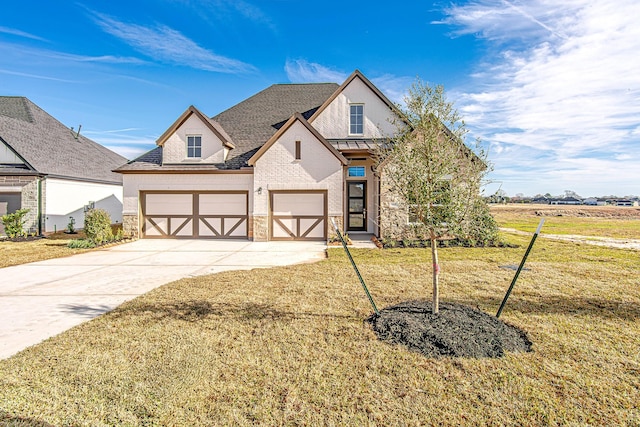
0,97,127,184
214,83,339,167
117,82,339,172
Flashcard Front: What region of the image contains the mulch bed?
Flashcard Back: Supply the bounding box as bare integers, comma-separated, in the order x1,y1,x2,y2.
367,300,532,358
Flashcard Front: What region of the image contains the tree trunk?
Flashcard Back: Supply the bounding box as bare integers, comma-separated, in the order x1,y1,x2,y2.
431,237,439,314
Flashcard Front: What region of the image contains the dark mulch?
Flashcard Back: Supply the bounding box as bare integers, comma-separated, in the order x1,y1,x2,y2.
367,300,532,358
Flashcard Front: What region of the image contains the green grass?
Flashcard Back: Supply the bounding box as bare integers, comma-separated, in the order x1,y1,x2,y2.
1,229,639,425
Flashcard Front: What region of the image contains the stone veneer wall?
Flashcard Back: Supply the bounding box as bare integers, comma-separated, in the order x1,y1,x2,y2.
123,213,139,238
328,215,342,240
252,215,268,241
378,171,425,240
0,175,42,234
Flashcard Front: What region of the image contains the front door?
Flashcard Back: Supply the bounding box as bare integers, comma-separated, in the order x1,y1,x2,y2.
347,181,366,231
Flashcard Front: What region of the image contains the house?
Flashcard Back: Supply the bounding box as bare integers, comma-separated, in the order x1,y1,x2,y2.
549,197,583,205
115,70,449,241
615,199,638,207
0,97,127,235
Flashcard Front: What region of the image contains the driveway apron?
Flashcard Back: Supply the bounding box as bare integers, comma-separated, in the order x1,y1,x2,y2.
0,239,326,360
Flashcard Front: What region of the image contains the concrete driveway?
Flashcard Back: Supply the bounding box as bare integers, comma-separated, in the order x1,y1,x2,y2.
0,239,326,360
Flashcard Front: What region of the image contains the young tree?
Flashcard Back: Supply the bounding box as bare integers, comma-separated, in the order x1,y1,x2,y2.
378,79,490,314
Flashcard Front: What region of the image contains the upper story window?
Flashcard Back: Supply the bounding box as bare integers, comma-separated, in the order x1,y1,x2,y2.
349,104,363,135
187,135,202,158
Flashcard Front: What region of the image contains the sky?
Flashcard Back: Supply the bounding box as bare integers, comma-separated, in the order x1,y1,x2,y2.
1,0,638,198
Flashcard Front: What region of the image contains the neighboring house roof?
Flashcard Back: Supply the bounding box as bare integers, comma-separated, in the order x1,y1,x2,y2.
0,96,127,184
248,113,348,166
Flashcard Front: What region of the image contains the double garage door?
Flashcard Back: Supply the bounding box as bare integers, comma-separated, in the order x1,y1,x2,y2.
141,191,248,239
141,190,327,240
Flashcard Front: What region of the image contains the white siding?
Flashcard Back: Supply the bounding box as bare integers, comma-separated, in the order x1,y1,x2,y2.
162,114,226,164
311,76,399,139
253,120,343,217
44,178,123,233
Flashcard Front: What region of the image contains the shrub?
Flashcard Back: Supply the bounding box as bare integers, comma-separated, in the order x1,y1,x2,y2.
1,208,30,238
67,239,96,249
84,209,113,245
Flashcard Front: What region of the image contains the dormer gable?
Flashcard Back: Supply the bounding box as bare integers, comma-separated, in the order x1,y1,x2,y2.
309,70,404,139
247,112,348,167
157,105,235,164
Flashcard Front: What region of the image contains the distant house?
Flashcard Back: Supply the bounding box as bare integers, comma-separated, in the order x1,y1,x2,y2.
550,197,583,205
583,197,598,206
532,196,550,204
615,200,638,207
0,97,127,235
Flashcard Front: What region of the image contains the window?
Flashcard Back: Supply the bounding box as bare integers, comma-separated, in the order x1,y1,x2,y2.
187,136,202,158
348,166,365,177
295,140,301,160
350,104,363,135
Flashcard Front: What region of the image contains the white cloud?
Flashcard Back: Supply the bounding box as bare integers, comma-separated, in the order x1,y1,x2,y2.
0,68,77,83
284,59,347,83
441,0,640,196
91,12,257,74
0,26,47,41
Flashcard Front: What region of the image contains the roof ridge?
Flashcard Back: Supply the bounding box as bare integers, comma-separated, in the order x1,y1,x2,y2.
0,96,34,123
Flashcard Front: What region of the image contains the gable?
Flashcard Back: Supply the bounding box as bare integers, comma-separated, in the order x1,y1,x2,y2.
310,72,401,139
161,112,229,164
0,139,27,165
248,113,347,167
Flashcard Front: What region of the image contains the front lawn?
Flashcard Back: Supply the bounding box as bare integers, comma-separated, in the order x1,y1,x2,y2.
0,232,90,269
1,233,638,425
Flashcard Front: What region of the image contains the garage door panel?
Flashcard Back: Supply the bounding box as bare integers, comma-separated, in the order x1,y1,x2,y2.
145,194,193,215
270,191,326,241
171,218,193,236
273,218,296,238
142,192,248,239
272,193,323,216
145,217,168,236
300,218,324,238
200,193,246,215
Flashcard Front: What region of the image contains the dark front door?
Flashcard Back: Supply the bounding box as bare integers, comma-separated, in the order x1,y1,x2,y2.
347,181,366,231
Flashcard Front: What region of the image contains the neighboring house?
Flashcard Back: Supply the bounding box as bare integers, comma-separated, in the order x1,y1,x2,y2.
0,97,127,235
615,199,638,207
115,70,445,241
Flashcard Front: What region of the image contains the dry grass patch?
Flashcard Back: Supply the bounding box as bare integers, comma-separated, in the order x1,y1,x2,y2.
1,232,639,425
0,232,90,268
492,205,640,238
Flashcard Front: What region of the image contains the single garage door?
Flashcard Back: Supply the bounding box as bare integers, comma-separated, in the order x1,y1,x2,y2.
141,191,248,239
270,190,327,241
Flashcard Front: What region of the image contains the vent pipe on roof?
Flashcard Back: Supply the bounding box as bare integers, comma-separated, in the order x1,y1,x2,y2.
70,125,82,140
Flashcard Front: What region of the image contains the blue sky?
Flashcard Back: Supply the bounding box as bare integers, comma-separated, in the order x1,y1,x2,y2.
2,1,638,197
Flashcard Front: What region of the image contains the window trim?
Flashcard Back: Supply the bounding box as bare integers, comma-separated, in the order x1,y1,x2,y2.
349,104,364,136
186,135,202,158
